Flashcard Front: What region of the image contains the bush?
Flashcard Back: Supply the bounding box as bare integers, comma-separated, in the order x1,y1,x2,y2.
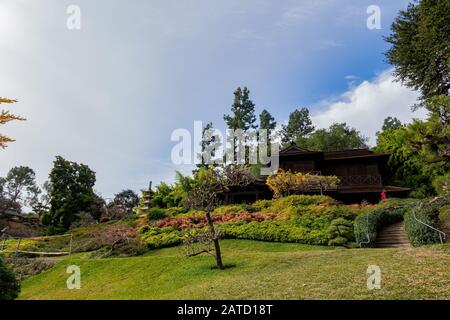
213,204,253,215
327,218,354,246
88,223,146,257
165,207,188,216
433,173,450,196
5,258,57,281
0,256,21,300
70,212,97,229
90,238,146,258
139,227,182,249
147,208,168,221
251,199,273,212
221,221,329,245
271,195,337,208
154,212,274,230
404,197,450,246
439,205,450,222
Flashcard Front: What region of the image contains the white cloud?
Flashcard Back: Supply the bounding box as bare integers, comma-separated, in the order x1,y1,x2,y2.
311,70,427,146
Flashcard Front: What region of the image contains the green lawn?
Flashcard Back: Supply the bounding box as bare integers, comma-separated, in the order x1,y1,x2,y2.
19,240,450,300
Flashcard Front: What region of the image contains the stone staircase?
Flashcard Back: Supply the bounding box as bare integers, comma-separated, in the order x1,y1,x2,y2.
375,221,411,248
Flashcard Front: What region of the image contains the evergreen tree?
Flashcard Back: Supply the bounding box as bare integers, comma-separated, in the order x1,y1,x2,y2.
224,87,257,163
281,108,314,146
259,109,277,138
258,109,277,161
224,87,257,131
385,0,450,101
197,122,221,169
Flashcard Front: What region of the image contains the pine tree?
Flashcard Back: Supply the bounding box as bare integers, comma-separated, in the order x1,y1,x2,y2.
196,122,221,169
259,109,277,157
259,109,277,137
281,108,314,146
224,87,257,131
224,87,257,163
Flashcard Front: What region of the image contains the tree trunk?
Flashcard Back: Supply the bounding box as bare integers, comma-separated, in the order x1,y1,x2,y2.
205,211,224,270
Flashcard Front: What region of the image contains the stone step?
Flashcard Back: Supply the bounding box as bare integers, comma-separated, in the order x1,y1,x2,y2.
378,240,409,243
376,233,408,237
377,234,408,237
380,229,405,232
374,221,411,248
377,234,408,238
376,241,411,245
378,235,406,238
377,247,411,249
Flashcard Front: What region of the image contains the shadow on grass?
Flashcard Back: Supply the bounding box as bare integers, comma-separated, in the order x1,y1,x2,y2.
209,263,237,270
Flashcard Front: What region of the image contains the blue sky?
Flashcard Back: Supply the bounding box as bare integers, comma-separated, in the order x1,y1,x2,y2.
0,0,426,199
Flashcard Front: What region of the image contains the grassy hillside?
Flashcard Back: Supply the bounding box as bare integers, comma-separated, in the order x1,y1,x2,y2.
19,240,450,300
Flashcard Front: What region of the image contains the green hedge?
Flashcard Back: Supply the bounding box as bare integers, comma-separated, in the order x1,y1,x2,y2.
404,197,450,246
220,221,329,245
139,226,182,249
263,195,337,212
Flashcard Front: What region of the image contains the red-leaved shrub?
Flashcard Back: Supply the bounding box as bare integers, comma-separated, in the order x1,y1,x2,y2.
155,212,275,230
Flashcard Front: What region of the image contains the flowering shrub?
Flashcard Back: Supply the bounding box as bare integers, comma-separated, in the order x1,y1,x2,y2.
154,212,275,230
141,195,365,247
266,170,340,198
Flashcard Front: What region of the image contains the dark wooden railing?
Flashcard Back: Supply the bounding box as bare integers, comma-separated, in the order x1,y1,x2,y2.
338,175,382,186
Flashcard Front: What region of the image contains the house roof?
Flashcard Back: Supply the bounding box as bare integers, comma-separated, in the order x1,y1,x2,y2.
279,144,322,158
279,144,311,155
279,144,389,160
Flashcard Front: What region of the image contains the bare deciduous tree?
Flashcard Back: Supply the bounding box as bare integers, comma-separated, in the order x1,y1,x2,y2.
185,165,255,269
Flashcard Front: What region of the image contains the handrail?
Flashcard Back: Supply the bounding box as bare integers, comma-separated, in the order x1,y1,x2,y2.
412,198,446,244
359,211,371,248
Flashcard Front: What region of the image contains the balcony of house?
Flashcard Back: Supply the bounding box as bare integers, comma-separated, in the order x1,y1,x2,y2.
337,175,383,186
333,174,384,195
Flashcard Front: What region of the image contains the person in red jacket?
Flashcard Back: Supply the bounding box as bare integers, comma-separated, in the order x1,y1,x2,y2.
381,189,387,201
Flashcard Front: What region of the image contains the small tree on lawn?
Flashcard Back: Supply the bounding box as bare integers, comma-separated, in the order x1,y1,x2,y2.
185,165,255,269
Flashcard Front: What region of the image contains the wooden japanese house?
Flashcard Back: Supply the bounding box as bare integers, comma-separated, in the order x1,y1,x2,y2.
222,144,410,204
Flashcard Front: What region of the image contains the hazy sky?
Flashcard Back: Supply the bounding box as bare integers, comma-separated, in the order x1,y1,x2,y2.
0,0,426,198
